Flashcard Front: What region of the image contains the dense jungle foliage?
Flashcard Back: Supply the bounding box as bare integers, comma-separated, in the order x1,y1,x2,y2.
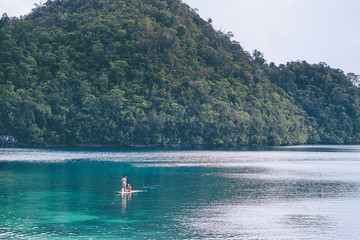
0,0,359,146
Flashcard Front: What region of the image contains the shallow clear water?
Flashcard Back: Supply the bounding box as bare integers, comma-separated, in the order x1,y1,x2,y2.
0,146,359,239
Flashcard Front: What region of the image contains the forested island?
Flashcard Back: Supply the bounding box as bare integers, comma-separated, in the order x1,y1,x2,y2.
0,0,359,147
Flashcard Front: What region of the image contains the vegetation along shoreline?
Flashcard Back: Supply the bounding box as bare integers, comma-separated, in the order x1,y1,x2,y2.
1,0,359,147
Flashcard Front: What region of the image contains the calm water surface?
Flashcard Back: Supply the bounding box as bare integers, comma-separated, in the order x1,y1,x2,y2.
0,146,359,239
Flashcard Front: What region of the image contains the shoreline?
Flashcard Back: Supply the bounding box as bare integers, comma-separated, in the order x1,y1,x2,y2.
0,142,359,150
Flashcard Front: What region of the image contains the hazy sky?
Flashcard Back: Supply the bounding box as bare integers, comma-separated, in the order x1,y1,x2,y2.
1,0,359,74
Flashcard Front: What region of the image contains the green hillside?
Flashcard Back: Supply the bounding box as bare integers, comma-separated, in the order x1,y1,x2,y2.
0,0,359,146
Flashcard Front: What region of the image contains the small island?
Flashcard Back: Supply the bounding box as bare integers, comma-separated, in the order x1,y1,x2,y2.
0,0,359,147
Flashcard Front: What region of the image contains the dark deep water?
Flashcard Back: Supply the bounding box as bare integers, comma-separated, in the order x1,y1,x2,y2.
0,146,360,239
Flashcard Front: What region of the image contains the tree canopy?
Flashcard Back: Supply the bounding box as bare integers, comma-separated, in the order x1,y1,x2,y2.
0,0,359,146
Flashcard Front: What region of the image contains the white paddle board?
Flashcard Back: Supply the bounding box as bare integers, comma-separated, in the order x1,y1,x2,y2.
115,190,143,194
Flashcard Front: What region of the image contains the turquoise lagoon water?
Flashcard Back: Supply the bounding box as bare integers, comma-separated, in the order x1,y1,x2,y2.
0,146,360,239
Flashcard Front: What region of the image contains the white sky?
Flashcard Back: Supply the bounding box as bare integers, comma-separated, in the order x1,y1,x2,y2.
1,0,359,74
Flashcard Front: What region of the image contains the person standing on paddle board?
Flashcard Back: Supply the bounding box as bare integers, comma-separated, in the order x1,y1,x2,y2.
121,176,127,191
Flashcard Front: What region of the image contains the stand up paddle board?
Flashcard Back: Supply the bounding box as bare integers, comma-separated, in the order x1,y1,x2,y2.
115,190,143,194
